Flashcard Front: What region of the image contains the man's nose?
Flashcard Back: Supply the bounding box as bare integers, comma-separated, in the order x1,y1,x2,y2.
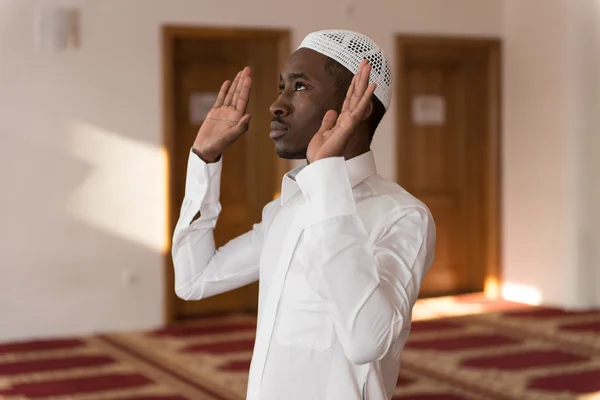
269,95,290,118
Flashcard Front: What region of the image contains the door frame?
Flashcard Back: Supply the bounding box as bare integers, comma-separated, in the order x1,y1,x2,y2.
395,35,503,298
162,25,291,323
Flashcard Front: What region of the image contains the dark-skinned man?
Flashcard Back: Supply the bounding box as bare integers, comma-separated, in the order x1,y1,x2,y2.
172,29,436,400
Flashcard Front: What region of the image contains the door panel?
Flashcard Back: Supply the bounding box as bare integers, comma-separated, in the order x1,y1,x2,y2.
396,38,500,297
170,33,288,318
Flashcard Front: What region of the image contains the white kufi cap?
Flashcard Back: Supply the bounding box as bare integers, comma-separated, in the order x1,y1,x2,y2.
298,29,392,110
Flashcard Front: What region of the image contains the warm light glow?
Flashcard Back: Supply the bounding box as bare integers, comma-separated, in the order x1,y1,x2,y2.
579,391,600,400
501,283,543,306
411,292,531,321
412,296,486,321
66,121,168,253
484,276,500,299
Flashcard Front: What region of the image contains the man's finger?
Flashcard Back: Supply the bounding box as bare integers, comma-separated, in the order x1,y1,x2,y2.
236,76,252,113
231,77,244,106
232,67,249,106
355,62,371,98
214,80,231,108
352,83,377,119
350,60,369,110
348,63,361,110
224,71,241,106
342,74,357,113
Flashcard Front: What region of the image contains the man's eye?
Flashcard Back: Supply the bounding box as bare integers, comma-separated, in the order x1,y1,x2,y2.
278,84,285,93
295,82,307,91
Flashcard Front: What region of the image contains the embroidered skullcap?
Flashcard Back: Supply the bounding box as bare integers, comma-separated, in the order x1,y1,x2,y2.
298,29,392,110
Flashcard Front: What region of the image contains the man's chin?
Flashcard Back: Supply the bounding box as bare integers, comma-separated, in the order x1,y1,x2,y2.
275,143,307,160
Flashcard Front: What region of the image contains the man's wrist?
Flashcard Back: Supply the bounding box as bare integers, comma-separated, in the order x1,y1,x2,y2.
185,148,223,209
192,147,221,164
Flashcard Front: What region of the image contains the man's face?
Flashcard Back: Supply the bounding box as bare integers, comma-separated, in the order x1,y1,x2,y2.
269,48,340,159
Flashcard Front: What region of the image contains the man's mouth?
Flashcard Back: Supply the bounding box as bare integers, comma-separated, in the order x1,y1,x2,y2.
269,121,290,139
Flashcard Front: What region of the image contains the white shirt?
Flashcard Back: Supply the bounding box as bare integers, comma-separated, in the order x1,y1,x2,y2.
172,149,436,400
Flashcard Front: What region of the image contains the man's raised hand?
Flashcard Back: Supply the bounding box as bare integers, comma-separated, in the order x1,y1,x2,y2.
192,67,252,163
306,60,376,163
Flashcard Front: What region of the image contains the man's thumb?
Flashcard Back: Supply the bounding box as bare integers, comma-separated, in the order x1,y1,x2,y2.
225,114,252,142
318,110,338,133
237,114,252,132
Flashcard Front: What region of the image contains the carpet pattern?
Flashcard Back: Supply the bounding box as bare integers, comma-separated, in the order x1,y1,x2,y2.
1,307,599,400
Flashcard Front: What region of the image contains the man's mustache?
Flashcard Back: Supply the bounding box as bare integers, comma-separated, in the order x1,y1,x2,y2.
270,118,290,130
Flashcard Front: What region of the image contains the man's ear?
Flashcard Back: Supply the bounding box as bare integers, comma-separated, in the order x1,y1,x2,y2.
360,99,374,122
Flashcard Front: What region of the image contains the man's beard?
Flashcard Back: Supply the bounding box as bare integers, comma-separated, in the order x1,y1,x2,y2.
275,145,308,160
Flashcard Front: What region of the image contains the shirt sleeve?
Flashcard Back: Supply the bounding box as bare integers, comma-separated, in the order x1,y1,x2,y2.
294,157,436,365
171,149,273,301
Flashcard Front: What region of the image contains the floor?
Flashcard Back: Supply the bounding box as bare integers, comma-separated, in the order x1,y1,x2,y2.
1,295,599,400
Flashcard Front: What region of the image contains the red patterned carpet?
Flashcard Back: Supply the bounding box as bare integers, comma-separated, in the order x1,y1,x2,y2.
1,304,600,400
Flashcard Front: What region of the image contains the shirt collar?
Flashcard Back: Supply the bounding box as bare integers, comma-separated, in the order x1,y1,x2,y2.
280,150,377,205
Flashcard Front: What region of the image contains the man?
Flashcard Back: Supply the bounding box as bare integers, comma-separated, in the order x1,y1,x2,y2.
172,30,436,400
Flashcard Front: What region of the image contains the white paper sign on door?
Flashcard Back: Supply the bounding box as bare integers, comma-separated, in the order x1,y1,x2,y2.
412,95,446,126
189,92,218,124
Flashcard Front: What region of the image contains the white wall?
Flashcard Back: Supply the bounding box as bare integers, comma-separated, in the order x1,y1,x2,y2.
573,0,600,307
502,0,600,308
0,0,504,342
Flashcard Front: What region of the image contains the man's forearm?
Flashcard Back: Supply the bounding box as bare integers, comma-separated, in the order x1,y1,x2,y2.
294,156,431,364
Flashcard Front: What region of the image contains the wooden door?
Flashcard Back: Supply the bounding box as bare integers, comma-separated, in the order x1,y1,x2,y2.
396,37,501,298
164,28,290,320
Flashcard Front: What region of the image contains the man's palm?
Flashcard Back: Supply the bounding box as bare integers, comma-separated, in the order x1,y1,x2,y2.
193,67,253,162
307,60,376,163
